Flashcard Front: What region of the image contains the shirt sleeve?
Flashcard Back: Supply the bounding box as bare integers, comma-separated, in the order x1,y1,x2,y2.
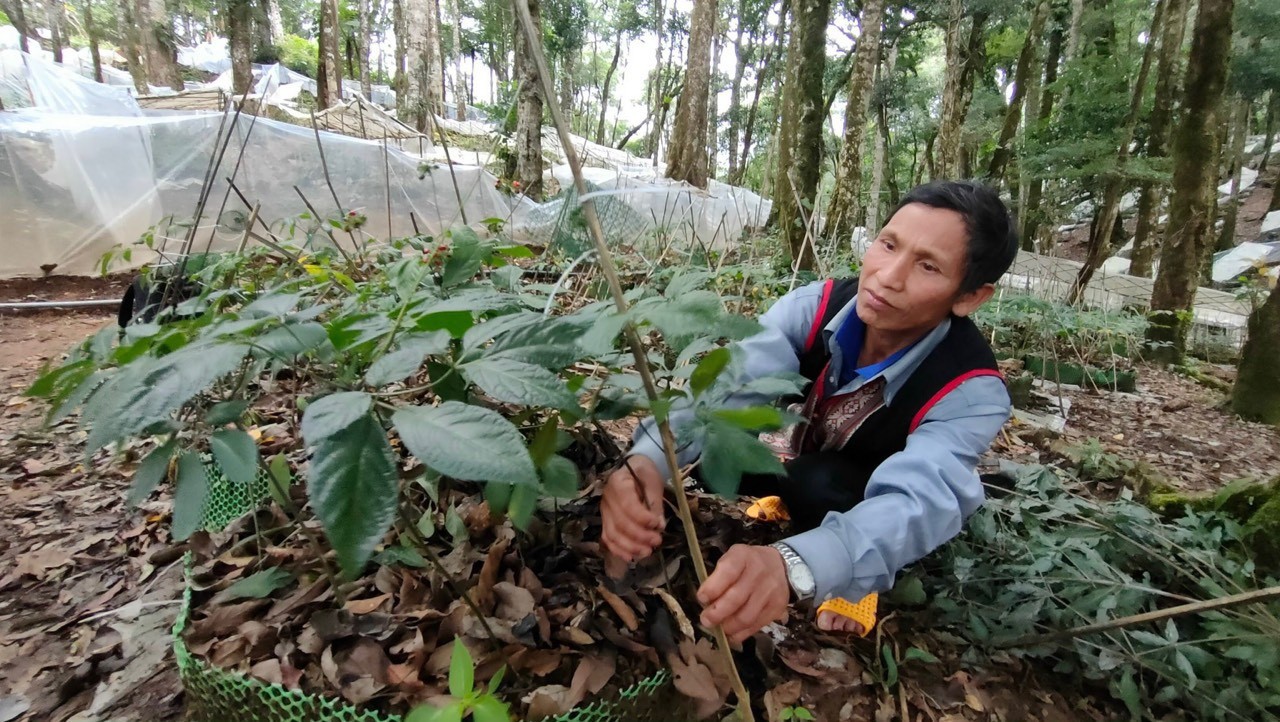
627,280,827,482
782,374,1011,603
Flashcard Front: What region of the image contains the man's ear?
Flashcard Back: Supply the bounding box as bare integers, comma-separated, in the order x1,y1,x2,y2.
951,283,995,318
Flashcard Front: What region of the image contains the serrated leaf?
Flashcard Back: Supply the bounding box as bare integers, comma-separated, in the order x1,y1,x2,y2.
26,358,94,399
737,373,808,400
301,392,372,444
128,440,175,506
462,312,544,351
711,405,787,431
366,348,429,387
641,291,723,339
665,269,712,298
484,317,587,369
49,369,107,425
449,640,475,697
441,234,486,288
393,403,538,485
253,322,329,358
307,415,399,579
888,576,927,606
211,429,260,483
83,343,248,453
698,418,785,496
540,455,579,498
462,357,576,408
172,451,209,541
689,347,732,397
579,309,630,355
206,400,250,426
470,695,510,722
214,567,294,603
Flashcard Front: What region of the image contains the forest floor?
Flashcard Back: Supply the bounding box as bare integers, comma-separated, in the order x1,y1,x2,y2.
1,275,1278,722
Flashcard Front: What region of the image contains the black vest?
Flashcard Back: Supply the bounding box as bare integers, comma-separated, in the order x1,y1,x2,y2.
786,277,1002,506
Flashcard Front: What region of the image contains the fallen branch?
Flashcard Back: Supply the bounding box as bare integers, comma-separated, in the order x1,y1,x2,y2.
510,2,754,718
1004,585,1280,648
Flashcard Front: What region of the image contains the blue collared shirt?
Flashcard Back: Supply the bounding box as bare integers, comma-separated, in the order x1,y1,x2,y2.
629,280,1012,603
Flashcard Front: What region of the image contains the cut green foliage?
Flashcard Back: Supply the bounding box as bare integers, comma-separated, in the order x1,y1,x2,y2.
307,415,399,578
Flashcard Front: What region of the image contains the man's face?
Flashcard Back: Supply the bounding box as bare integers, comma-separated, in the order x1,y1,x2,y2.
856,202,993,334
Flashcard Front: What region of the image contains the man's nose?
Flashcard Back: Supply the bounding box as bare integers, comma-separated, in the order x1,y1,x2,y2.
878,255,909,289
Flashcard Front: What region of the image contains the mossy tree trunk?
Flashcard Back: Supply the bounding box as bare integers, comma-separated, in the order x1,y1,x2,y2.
1217,96,1252,252
1020,4,1066,252
773,0,829,270
1130,0,1190,277
824,0,885,242
986,0,1049,188
513,0,544,200
1146,0,1236,364
1232,286,1280,424
665,0,718,189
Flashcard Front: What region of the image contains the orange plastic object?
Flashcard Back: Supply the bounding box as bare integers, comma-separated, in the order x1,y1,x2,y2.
745,495,791,522
816,593,878,637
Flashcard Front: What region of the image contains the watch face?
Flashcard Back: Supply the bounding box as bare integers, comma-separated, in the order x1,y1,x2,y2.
791,562,815,596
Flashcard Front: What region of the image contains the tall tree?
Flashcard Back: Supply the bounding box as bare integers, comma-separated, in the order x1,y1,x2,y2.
986,0,1049,186
45,0,65,62
514,0,545,200
866,39,898,235
228,0,254,93
1232,285,1280,424
1068,0,1166,303
83,0,104,82
596,25,623,143
447,0,465,118
1019,3,1065,251
824,0,885,242
117,0,149,93
1216,96,1251,251
1130,0,1191,277
426,0,444,110
400,0,437,128
393,0,407,98
317,0,343,108
1146,0,1236,363
0,0,34,51
933,0,986,180
665,0,718,188
140,0,183,90
773,0,830,269
359,0,373,99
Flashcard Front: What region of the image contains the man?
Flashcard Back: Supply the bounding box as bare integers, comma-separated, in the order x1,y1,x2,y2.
600,180,1018,643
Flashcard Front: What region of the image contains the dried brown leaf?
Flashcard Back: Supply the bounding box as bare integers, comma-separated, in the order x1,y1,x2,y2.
524,684,576,719
493,582,536,621
345,593,392,615
763,680,802,722
596,585,638,631
568,653,616,704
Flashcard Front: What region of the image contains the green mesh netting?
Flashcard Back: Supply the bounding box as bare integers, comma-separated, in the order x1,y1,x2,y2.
174,475,681,722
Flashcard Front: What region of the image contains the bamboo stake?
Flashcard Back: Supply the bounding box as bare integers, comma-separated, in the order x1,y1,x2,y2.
510,1,754,718
1004,585,1280,648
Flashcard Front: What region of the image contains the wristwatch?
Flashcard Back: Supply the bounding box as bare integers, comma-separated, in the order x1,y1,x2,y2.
770,542,815,601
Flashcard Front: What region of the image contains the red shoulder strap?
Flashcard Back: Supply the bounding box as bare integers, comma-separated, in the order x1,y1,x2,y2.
908,368,1005,433
803,279,835,353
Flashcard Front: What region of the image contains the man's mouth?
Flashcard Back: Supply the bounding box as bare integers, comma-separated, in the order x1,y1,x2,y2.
865,289,895,310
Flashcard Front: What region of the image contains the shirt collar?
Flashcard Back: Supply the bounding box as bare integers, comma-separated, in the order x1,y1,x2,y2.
820,297,952,403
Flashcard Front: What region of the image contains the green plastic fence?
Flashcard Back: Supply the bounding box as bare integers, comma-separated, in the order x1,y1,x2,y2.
172,463,678,722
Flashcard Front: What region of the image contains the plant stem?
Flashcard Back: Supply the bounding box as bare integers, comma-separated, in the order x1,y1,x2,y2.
509,2,754,717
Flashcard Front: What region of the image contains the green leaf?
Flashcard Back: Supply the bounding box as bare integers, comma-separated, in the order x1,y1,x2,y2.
405,703,462,722
689,347,731,397
493,243,534,259
449,640,475,697
172,451,209,541
128,440,175,507
393,403,538,485
83,343,249,453
442,233,486,288
484,483,513,515
881,644,898,687
307,415,399,579
205,400,250,426
416,510,436,539
793,708,814,721
487,666,506,695
665,269,712,298
698,418,785,496
641,291,723,339
462,357,576,408
215,567,294,602
902,647,939,665
242,291,304,318
1173,650,1197,689
711,405,787,431
253,322,329,358
462,312,544,351
445,506,467,542
1113,670,1143,720
416,310,475,338
888,576,927,606
579,309,630,355
470,695,511,722
484,317,587,369
526,415,561,466
48,369,107,425
301,392,372,444
508,484,538,529
737,374,808,400
540,455,580,498
267,454,293,507
211,429,260,483
373,545,428,568
26,358,93,399
367,331,453,386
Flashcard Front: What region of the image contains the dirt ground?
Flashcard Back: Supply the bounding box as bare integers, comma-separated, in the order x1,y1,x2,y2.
0,305,185,722
0,274,131,303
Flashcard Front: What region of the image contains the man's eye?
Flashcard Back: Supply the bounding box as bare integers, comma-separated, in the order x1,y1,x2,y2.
921,262,939,273
879,238,895,250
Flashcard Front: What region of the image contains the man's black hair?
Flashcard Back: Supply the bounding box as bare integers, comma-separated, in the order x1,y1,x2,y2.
886,180,1019,294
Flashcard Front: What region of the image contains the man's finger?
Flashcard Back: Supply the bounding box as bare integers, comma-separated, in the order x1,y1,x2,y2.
697,551,745,607
700,577,752,628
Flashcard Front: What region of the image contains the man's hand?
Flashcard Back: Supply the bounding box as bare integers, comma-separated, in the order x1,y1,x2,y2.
600,455,666,563
696,544,790,644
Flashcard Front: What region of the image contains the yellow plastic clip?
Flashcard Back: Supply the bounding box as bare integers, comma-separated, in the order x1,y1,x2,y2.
745,495,791,523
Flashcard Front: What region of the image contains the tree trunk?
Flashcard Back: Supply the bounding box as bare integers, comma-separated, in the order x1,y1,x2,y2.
867,40,897,235
934,0,986,180
1129,0,1190,277
725,9,750,182
43,0,63,63
1232,286,1280,424
117,0,149,93
358,0,373,99
266,0,283,42
774,0,830,269
138,0,183,90
1067,0,1165,303
228,0,253,94
393,0,407,99
596,27,622,144
646,0,667,159
84,0,104,83
427,0,444,114
401,0,437,129
734,11,785,185
559,52,575,122
317,0,344,108
514,0,544,200
1019,9,1064,251
449,0,465,118
987,0,1049,186
1260,91,1277,174
1147,0,1236,364
0,0,34,51
1217,96,1251,251
707,16,724,180
665,0,718,188
824,0,884,242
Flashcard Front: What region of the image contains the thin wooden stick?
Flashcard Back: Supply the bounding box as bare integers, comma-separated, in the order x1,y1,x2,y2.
1003,585,1280,648
309,110,363,256
510,2,754,718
